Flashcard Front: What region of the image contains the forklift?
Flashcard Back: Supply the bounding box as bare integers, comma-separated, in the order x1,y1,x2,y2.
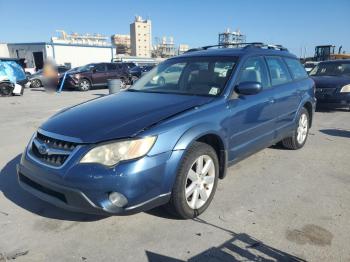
314,45,350,61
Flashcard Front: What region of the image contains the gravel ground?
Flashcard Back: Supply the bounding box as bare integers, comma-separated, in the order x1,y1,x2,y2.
0,88,349,262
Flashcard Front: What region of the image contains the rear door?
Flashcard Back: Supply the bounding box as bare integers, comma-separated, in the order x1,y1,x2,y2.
92,63,107,85
265,56,297,136
106,63,118,79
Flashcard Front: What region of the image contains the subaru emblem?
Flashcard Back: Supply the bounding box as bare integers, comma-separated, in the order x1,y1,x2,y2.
38,143,48,155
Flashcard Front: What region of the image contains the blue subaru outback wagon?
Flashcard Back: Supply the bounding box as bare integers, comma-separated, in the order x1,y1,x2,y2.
18,43,316,219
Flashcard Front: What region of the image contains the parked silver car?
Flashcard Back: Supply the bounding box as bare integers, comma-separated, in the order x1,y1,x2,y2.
28,66,69,88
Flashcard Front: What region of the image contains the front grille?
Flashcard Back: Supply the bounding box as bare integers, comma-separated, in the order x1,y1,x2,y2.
19,173,67,203
30,132,79,167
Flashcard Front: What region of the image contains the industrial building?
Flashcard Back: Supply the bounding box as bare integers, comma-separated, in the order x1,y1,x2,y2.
218,28,246,47
153,36,176,58
4,42,115,70
0,31,115,70
130,16,152,57
111,34,131,55
52,30,110,46
178,44,189,55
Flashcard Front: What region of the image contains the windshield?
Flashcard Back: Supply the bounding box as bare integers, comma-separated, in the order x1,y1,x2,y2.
129,57,237,96
310,62,350,77
78,64,94,72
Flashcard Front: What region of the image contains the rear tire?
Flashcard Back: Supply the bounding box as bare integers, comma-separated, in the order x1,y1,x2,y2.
30,79,42,88
281,107,309,150
78,79,91,91
168,142,219,219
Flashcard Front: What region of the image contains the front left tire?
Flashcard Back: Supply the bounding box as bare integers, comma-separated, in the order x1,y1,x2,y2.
78,79,91,91
168,142,219,219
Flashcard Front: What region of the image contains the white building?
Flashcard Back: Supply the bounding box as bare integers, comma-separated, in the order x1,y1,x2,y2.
130,16,152,57
0,43,10,57
5,42,115,69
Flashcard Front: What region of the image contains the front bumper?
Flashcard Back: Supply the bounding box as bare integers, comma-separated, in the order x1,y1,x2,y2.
58,76,79,89
17,146,183,215
316,92,350,107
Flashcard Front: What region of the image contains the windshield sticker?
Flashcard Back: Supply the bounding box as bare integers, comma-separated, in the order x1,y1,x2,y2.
209,87,219,95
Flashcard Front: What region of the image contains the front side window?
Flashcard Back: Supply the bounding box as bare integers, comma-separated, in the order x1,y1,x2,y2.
284,58,308,80
309,62,350,77
237,56,269,88
95,64,106,72
266,56,292,86
129,57,237,96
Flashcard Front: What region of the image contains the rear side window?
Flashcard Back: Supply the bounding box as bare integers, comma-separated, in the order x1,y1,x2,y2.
284,58,308,80
95,64,106,72
237,56,270,88
266,57,292,86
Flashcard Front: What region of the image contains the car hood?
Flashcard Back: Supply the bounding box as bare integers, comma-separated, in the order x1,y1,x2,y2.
311,75,350,88
40,91,213,143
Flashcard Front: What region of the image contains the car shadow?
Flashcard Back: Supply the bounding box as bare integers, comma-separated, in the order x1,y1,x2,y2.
146,218,306,262
29,88,46,92
92,93,107,98
316,105,349,113
320,129,350,138
0,154,106,222
145,206,181,220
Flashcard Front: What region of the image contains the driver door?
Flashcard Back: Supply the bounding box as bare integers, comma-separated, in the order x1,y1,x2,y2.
227,56,275,163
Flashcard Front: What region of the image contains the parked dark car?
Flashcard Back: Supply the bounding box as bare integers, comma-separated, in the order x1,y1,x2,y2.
18,43,315,219
59,62,130,91
121,62,137,70
29,65,69,88
129,65,155,80
310,59,350,109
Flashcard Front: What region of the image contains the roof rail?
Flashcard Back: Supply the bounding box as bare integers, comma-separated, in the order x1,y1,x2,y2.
185,42,288,53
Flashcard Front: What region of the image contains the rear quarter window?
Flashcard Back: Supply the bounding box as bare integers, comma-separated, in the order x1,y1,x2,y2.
284,58,308,80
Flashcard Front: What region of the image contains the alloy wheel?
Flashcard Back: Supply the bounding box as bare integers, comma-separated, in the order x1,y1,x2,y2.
297,113,308,144
80,80,90,91
185,155,215,209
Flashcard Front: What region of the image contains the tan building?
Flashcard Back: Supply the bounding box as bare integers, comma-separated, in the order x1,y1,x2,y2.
130,16,152,57
111,34,131,55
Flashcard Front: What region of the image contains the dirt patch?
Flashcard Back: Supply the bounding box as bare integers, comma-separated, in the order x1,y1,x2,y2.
286,224,333,246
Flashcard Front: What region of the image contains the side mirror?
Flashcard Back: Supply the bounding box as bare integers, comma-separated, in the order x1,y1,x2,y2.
235,81,262,95
91,68,96,73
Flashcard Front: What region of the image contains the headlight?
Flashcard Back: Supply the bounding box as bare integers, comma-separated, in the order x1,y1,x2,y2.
70,74,79,80
340,84,350,93
80,136,156,166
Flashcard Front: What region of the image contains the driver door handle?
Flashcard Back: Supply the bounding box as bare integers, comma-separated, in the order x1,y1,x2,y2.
268,97,275,104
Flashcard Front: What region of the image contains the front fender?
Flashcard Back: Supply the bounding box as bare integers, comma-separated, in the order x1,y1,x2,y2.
173,123,229,179
173,123,227,151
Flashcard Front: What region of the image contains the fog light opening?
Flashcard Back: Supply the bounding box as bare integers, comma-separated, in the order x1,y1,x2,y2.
109,192,128,208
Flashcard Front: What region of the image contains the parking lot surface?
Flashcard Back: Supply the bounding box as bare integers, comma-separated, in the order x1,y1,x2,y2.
0,89,349,262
